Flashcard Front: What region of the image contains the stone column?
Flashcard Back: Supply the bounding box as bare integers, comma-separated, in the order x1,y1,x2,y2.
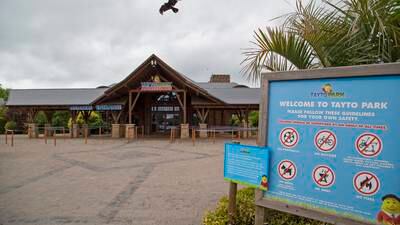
28,123,39,138
180,124,189,139
125,124,135,139
72,123,79,138
199,123,208,138
120,124,126,138
242,121,249,138
112,124,121,138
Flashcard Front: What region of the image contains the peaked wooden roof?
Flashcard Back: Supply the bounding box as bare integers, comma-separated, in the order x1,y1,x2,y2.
92,54,224,105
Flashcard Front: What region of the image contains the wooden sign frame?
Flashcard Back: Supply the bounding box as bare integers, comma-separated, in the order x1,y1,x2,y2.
255,62,400,225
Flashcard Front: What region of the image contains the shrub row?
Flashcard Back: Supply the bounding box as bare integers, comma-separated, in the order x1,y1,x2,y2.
203,188,331,225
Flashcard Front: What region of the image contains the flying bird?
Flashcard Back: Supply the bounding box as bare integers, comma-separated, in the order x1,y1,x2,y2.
159,0,180,15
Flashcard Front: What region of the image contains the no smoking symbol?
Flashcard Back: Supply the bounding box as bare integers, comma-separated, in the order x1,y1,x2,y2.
353,171,380,196
279,127,299,148
278,160,297,180
355,133,382,158
312,165,335,188
314,130,337,152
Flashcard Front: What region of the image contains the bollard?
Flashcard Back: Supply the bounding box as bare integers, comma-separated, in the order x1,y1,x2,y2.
54,131,57,147
63,128,66,142
141,125,144,138
11,130,14,147
170,128,173,143
44,127,48,144
5,131,8,145
192,128,196,146
213,129,216,144
84,128,88,144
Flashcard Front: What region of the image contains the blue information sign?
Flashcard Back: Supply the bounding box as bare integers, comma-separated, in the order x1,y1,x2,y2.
264,75,400,224
95,104,122,111
224,143,270,190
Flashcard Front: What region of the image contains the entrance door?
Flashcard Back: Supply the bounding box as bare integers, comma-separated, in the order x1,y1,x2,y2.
150,93,181,134
152,110,180,133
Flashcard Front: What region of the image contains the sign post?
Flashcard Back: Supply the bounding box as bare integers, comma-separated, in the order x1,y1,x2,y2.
256,63,400,225
224,142,270,224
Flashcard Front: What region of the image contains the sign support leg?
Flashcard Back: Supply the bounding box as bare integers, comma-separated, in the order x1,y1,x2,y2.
228,182,237,225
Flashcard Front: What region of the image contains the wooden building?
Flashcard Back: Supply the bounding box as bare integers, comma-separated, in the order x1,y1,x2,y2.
6,54,260,138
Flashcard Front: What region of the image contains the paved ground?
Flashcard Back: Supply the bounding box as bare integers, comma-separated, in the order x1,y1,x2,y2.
0,135,255,225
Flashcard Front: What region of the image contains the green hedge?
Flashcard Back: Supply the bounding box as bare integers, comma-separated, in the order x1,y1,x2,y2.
203,188,331,225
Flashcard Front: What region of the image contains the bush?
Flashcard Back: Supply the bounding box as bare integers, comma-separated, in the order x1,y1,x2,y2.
203,188,331,225
34,111,48,127
4,121,17,131
52,111,70,128
0,106,7,134
249,111,259,127
88,111,104,128
203,187,255,225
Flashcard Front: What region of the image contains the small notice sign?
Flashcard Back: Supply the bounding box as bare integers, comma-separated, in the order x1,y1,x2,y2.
224,143,269,190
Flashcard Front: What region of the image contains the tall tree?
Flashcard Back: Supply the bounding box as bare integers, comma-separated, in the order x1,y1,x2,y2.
0,84,9,100
242,0,400,83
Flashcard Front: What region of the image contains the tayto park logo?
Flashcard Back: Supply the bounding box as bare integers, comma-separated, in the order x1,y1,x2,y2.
311,83,345,98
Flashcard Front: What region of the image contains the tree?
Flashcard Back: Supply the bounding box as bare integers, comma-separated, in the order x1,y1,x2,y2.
52,111,70,128
242,0,400,83
0,84,9,100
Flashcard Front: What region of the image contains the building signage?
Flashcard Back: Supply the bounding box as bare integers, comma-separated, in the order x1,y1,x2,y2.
140,82,172,91
224,143,270,191
69,105,93,111
95,104,123,111
262,74,400,224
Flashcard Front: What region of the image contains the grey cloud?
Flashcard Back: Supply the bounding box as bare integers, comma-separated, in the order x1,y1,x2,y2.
0,0,294,89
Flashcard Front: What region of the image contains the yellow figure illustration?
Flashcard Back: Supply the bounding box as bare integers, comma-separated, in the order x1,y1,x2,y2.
260,175,268,191
377,194,400,225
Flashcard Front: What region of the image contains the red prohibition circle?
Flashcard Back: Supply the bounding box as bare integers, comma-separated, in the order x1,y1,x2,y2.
277,160,297,180
355,133,382,158
312,165,335,188
314,130,337,152
279,127,299,148
353,171,380,196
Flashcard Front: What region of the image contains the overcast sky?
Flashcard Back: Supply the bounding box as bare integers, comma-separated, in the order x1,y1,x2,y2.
0,0,296,89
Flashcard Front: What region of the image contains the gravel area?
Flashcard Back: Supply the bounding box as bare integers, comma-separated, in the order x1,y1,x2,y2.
0,135,256,225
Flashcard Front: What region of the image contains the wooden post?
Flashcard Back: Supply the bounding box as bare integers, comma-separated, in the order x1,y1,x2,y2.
5,130,8,144
129,92,132,124
28,127,32,139
84,128,88,144
213,129,216,144
255,190,265,225
44,127,48,144
63,128,66,142
11,131,14,147
192,128,195,146
228,182,238,224
135,126,138,140
54,130,57,147
170,128,173,143
141,125,144,138
183,91,187,124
